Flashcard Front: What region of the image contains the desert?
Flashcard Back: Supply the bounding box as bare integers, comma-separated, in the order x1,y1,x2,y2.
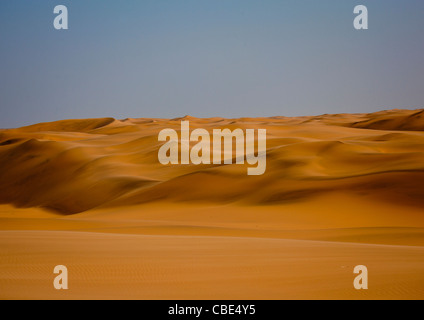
1,109,424,299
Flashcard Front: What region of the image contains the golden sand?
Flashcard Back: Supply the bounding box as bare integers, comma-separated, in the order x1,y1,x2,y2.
1,109,424,299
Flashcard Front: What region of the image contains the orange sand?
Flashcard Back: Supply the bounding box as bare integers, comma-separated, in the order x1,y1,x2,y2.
1,109,424,299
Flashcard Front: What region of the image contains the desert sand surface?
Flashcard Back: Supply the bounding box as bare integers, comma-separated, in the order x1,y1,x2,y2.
1,109,424,299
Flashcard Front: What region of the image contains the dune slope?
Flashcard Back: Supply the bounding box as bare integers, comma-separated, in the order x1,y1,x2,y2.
1,110,424,213
1,109,424,299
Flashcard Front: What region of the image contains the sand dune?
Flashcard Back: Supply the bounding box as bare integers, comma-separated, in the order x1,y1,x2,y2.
349,109,424,131
1,109,424,299
1,109,424,213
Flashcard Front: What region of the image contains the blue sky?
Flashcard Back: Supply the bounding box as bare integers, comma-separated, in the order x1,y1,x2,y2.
0,0,423,128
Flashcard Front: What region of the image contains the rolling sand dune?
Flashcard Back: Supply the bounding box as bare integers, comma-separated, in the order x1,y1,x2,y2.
1,109,424,299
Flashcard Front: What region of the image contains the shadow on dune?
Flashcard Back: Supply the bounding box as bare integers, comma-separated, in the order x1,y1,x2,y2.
0,111,424,214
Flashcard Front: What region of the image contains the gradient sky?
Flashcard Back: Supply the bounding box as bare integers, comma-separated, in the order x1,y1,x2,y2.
0,0,423,128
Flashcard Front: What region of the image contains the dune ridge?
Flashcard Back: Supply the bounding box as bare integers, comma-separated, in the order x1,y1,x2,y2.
1,109,424,214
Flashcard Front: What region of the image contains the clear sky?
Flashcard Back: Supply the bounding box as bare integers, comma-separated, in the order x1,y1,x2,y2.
0,0,423,128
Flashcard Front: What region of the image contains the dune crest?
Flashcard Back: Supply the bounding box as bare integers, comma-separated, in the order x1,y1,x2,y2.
1,109,424,214
14,117,117,133
349,109,424,131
